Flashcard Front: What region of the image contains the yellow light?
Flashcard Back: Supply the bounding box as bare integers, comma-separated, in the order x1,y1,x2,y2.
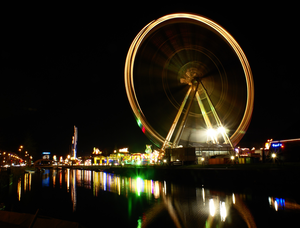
272,153,276,158
265,142,270,149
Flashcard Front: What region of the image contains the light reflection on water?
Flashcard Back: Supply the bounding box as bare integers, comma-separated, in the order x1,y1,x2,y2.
5,168,300,228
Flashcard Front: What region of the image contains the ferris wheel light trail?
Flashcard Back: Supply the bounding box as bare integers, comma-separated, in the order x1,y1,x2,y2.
125,13,254,148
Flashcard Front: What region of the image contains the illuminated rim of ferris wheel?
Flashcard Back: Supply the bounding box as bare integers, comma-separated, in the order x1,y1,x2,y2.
124,13,254,150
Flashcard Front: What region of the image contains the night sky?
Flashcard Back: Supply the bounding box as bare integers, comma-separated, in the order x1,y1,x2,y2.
1,4,299,158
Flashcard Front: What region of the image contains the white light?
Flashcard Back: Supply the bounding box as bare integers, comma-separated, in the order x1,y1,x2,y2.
207,129,215,136
272,153,276,158
218,127,225,133
220,202,227,221
209,199,215,216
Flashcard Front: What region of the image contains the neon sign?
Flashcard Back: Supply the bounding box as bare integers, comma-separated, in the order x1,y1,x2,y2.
271,143,282,148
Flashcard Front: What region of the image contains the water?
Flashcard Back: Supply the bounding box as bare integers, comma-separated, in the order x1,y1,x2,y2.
1,168,300,227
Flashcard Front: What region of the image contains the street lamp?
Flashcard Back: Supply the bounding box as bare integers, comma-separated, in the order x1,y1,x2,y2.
230,156,235,164
272,153,276,163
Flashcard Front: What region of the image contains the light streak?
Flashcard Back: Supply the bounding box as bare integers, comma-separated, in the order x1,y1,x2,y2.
125,13,254,147
209,199,215,216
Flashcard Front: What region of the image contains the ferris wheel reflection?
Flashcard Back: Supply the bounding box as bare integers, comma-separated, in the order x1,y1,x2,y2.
64,169,256,227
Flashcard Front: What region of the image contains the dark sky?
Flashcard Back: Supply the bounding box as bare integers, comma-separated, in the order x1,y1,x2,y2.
1,4,299,157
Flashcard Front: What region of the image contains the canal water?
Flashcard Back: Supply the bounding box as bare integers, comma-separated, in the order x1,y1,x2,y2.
1,168,300,227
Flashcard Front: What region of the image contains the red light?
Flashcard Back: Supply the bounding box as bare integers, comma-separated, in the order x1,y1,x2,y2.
281,145,284,148
142,126,146,133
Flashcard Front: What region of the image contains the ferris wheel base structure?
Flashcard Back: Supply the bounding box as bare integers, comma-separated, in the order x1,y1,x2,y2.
125,13,254,154
165,144,232,165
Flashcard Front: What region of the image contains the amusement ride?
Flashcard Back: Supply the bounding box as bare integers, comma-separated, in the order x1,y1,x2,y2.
125,13,254,153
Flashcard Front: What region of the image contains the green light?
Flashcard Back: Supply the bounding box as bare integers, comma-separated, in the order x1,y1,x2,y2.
136,118,142,128
136,177,142,196
137,217,142,228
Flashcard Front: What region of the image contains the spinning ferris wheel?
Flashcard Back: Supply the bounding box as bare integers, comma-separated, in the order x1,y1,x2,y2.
125,13,254,151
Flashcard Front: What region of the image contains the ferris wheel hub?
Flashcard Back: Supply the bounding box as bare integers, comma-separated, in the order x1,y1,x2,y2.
179,61,207,85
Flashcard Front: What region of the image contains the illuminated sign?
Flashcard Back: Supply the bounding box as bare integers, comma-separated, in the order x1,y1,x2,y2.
42,152,51,155
271,143,282,148
265,142,270,149
119,148,129,153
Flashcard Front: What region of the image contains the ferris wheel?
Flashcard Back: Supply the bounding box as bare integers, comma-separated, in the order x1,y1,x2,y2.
125,13,254,151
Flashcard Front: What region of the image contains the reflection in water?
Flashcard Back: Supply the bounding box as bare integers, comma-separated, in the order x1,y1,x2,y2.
17,177,21,201
66,169,70,192
209,199,215,216
90,171,163,199
268,196,300,211
42,169,50,187
71,169,77,212
24,172,32,192
12,169,300,227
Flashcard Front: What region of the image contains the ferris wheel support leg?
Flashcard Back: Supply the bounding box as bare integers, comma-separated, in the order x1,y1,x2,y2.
195,91,218,144
161,86,192,151
199,81,234,149
172,82,200,148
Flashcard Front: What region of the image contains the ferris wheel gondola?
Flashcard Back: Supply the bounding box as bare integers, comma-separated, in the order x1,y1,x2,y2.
125,13,254,150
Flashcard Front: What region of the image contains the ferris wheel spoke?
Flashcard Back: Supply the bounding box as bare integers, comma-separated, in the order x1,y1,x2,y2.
172,82,200,148
199,80,233,148
195,91,218,144
162,86,192,151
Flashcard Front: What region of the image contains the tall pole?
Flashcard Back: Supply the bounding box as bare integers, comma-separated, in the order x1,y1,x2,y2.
73,126,78,159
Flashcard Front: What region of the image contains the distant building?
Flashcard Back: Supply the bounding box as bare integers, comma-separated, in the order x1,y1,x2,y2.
42,152,51,160
267,138,300,162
